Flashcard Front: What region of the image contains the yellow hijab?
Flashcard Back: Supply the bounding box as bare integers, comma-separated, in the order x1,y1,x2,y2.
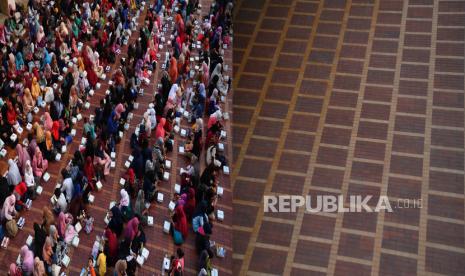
34,122,45,143
45,131,53,150
31,77,41,100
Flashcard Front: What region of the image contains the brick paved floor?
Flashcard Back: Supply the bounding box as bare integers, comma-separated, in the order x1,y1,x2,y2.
233,0,464,275
0,1,233,275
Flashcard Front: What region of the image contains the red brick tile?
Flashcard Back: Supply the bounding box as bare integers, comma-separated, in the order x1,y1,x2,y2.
369,54,397,69
321,127,352,146
427,220,464,247
326,108,355,126
291,114,320,132
430,149,464,171
233,179,266,202
272,173,306,195
246,138,279,158
351,161,384,183
428,195,464,220
380,254,417,275
249,247,287,274
257,221,294,247
392,134,424,154
426,247,465,275
301,213,336,239
338,233,374,260
342,212,378,232
387,177,422,199
253,119,284,138
429,171,464,194
279,152,311,173
295,240,331,267
266,85,294,101
312,167,344,189
358,121,388,140
382,226,419,253
354,140,386,161
394,115,425,134
317,147,348,167
239,158,272,179
335,261,371,276
296,96,324,113
285,132,314,152
260,101,290,119
300,80,328,96
330,91,359,108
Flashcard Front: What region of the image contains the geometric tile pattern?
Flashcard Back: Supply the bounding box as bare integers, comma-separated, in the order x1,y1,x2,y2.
233,0,464,275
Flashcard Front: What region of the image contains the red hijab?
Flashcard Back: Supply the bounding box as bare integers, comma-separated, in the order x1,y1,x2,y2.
51,121,60,140
155,118,166,140
174,205,188,238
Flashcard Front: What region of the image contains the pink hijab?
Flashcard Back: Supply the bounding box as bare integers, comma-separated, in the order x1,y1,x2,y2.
44,112,53,131
20,245,34,274
57,212,68,237
1,194,16,221
202,62,209,86
124,217,139,241
16,144,31,173
115,103,125,120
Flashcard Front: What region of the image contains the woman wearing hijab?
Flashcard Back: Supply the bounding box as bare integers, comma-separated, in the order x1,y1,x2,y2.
43,112,53,132
104,228,118,266
169,57,178,83
42,207,55,233
20,245,34,274
155,118,166,141
208,88,220,115
22,88,35,117
134,190,148,225
210,63,228,96
184,188,196,222
119,189,133,221
16,144,31,174
33,257,46,276
32,147,48,178
201,62,209,86
31,77,41,100
43,131,54,160
115,103,125,120
42,237,53,267
6,101,17,126
15,52,24,71
24,160,35,195
114,259,127,276
124,216,139,242
108,206,123,236
84,157,96,188
34,123,45,148
1,194,16,222
173,205,189,239
57,212,76,243
7,159,22,186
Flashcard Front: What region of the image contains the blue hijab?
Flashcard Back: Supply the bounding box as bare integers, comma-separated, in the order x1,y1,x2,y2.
15,52,24,70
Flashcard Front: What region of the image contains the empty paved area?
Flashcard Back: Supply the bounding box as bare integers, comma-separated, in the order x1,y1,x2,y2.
232,0,464,275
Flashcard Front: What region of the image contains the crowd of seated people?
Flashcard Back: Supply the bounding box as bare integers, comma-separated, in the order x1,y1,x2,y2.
0,0,232,274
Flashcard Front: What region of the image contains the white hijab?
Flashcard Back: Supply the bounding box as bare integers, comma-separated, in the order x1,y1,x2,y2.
7,159,22,186
24,160,35,188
